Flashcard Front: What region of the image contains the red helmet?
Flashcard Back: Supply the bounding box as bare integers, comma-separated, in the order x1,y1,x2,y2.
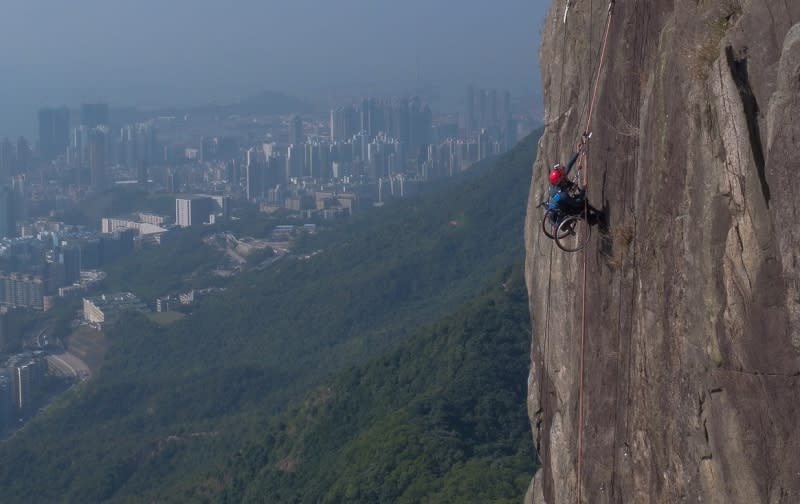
549,164,566,184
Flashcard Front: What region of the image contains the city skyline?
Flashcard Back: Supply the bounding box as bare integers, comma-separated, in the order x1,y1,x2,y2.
0,0,550,138
2,85,536,196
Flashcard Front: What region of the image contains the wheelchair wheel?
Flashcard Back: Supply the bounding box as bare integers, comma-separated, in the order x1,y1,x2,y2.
555,215,590,252
541,210,559,239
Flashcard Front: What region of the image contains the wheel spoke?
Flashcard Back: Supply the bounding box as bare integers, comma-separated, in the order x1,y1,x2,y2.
541,210,558,239
555,216,590,252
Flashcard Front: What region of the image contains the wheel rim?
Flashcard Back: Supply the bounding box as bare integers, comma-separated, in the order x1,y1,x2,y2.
556,216,576,239
556,216,590,252
541,210,558,239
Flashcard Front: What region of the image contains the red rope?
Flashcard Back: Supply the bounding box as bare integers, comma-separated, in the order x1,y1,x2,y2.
584,1,616,136
576,2,615,503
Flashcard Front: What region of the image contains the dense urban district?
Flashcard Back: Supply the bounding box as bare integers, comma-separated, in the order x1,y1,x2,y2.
0,89,538,436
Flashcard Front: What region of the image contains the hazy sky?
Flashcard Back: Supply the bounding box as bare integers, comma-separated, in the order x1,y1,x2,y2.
0,0,550,135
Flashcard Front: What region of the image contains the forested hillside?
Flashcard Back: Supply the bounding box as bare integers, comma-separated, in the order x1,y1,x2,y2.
0,132,539,502
222,266,534,504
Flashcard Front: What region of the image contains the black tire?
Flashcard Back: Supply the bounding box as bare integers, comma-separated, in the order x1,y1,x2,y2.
555,215,590,252
541,210,558,239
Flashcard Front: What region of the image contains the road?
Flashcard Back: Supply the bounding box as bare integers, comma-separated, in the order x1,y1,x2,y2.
47,352,91,381
35,328,47,348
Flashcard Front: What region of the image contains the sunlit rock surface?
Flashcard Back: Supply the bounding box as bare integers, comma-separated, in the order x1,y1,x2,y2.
525,2,800,502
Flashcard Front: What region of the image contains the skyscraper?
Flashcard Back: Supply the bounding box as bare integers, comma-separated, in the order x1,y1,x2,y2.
369,100,385,137
0,318,9,356
466,86,475,134
59,245,81,285
38,107,70,161
165,168,180,193
68,126,86,175
289,115,304,146
199,136,216,162
175,197,214,227
120,122,158,175
478,129,490,161
245,148,265,201
477,89,488,131
11,175,27,224
15,137,31,174
489,89,499,127
502,90,512,124
394,98,411,147
11,357,45,412
287,144,304,179
121,125,138,168
266,153,287,188
408,98,432,155
360,98,371,135
81,103,109,129
0,139,14,178
0,186,16,239
88,127,108,190
330,108,356,143
306,143,326,179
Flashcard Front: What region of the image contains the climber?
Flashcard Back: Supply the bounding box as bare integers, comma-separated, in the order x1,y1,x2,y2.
546,138,603,225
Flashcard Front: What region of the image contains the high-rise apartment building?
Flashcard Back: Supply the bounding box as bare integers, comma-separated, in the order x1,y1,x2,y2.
266,153,287,188
118,122,157,183
408,98,432,154
175,197,215,227
11,356,46,412
477,89,488,131
466,86,475,134
82,292,148,327
0,186,16,239
245,148,265,201
88,127,108,190
330,107,357,143
394,98,411,147
59,245,82,285
305,143,325,179
0,139,14,178
0,314,9,354
489,90,499,127
289,115,304,146
80,103,109,129
11,175,26,224
38,107,71,161
502,90,512,124
15,137,31,173
360,98,372,136
0,273,44,309
287,144,304,179
466,87,512,135
68,126,87,176
0,370,12,430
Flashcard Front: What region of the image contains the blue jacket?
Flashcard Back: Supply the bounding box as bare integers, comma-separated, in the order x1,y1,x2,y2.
547,150,584,211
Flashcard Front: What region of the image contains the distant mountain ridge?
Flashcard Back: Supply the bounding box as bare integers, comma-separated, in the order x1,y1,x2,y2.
154,90,313,118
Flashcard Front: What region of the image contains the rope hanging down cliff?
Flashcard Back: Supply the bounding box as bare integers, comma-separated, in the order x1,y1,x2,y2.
576,2,615,504
540,0,614,254
537,1,615,500
534,0,576,481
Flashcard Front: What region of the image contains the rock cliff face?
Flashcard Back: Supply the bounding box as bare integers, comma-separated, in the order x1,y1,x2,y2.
525,1,800,503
